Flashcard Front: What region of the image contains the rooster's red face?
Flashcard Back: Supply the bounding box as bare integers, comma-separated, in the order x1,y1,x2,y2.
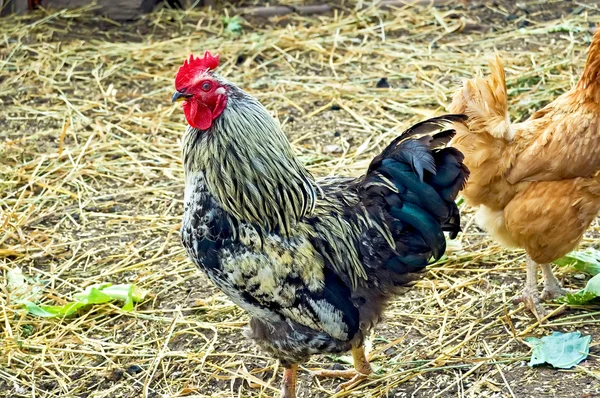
172,51,227,130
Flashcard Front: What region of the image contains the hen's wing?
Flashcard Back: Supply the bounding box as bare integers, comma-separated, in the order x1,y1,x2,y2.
506,27,600,184
506,112,600,184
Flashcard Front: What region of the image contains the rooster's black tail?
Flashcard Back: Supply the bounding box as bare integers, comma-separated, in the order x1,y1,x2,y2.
359,114,470,271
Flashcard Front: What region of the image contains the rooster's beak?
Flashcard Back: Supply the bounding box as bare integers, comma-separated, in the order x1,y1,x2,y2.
172,91,192,103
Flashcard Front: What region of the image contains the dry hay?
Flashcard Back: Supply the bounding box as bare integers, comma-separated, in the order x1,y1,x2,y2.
1,1,600,397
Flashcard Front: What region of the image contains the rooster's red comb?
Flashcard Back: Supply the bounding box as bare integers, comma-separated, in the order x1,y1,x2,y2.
175,51,220,89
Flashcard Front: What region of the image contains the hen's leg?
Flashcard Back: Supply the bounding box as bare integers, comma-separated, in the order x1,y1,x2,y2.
513,256,546,320
540,263,574,300
313,346,372,391
281,364,298,398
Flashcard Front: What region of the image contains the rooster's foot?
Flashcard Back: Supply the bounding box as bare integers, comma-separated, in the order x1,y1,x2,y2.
312,369,360,379
313,369,370,392
312,346,372,392
280,364,298,398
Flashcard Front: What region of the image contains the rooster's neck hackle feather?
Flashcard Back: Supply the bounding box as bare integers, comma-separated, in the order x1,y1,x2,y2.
182,82,317,235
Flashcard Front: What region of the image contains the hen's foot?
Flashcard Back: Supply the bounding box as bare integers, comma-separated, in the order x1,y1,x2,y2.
539,263,576,301
514,288,567,321
514,258,569,320
540,285,577,301
312,346,372,392
513,287,547,321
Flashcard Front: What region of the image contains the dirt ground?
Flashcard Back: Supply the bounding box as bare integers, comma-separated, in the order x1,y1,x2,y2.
1,0,600,397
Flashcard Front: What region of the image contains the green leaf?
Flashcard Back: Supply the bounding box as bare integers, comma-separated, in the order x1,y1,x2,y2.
223,16,243,35
557,290,597,305
21,324,34,337
21,300,84,318
74,285,113,305
525,331,591,369
334,355,354,365
21,283,148,318
557,274,600,305
554,249,600,275
584,273,600,295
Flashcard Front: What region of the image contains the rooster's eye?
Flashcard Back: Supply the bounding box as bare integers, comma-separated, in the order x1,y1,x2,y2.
201,82,212,92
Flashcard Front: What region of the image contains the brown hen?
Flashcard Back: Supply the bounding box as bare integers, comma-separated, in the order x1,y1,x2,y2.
449,26,600,320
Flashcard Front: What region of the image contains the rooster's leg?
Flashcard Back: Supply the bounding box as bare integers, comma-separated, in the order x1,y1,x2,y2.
281,364,298,398
313,346,372,391
540,263,575,300
513,256,547,320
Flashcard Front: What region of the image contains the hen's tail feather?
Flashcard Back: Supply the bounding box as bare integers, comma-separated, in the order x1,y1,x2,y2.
360,115,470,271
449,55,512,141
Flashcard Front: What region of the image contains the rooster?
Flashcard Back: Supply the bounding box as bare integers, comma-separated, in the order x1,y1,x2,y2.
172,51,469,397
449,26,600,320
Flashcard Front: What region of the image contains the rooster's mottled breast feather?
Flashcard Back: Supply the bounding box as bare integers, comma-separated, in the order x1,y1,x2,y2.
181,172,362,343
